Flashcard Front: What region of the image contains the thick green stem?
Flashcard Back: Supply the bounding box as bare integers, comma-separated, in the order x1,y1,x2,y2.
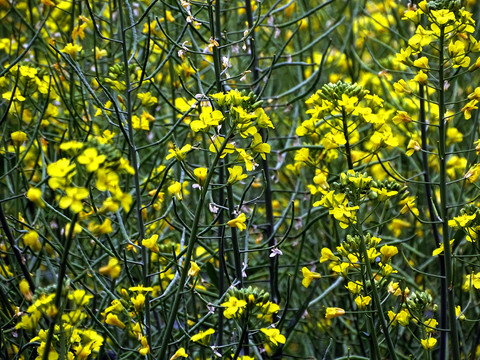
438,26,461,360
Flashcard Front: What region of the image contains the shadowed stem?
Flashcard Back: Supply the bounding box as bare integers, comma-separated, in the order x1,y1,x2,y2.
419,83,447,360
437,25,460,360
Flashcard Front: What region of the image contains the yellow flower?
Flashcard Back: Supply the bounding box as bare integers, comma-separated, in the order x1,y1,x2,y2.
138,336,150,355
99,257,121,279
88,218,113,235
72,22,88,40
354,295,372,310
432,239,454,256
255,108,274,129
142,234,160,253
455,305,466,320
209,136,235,158
448,213,475,229
260,328,286,346
2,90,26,102
420,337,437,350
301,267,321,288
188,261,200,277
193,167,208,186
430,9,455,25
26,188,45,208
345,281,362,294
325,307,345,319
191,328,214,344
370,187,398,201
61,43,83,59
168,181,183,201
59,187,89,213
105,313,126,329
380,244,398,262
11,131,27,146
137,92,158,106
190,109,224,132
19,279,33,301
394,309,411,326
392,111,412,125
23,230,42,251
319,247,339,263
166,144,191,161
424,318,438,333
78,148,106,172
131,293,146,312
250,133,271,160
406,139,421,157
221,296,247,318
413,70,428,84
227,213,247,231
170,348,188,360
47,158,76,190
461,99,478,120
413,56,429,70
19,65,38,78
68,289,93,307
227,166,247,185
95,46,108,60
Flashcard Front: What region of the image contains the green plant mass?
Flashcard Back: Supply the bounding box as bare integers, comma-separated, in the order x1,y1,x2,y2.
3,0,480,359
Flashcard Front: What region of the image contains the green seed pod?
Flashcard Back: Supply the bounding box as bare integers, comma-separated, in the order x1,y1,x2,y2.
251,100,263,109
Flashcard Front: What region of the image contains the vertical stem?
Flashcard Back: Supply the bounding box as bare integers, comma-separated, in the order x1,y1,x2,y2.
419,83,447,359
117,0,152,348
358,230,397,360
244,0,278,303
0,204,35,292
437,26,461,360
342,108,354,170
41,214,78,360
208,0,228,347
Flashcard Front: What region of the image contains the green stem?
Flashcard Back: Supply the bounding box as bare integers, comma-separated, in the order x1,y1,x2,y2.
437,25,460,360
342,108,354,170
41,214,78,360
117,0,152,350
244,0,278,303
357,225,397,360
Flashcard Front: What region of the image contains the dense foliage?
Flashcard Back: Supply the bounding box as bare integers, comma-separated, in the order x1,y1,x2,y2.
2,0,480,359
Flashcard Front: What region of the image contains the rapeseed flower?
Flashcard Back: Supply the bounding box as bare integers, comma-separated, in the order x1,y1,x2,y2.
227,213,247,231
191,328,214,344
221,296,247,318
59,187,89,213
301,267,321,288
